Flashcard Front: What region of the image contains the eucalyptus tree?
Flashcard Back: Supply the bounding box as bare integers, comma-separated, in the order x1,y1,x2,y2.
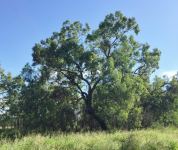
32,11,160,130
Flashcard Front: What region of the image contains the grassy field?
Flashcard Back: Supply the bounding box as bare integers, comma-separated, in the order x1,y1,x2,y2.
1,128,178,150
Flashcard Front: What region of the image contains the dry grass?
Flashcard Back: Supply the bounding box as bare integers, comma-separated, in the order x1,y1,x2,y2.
1,128,178,150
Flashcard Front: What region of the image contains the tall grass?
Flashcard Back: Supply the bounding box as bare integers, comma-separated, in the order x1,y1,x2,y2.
1,128,178,150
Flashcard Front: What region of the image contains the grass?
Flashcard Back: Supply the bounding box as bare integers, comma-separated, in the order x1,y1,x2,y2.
1,128,178,150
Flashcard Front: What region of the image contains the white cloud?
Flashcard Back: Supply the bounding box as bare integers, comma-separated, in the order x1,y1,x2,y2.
160,70,177,79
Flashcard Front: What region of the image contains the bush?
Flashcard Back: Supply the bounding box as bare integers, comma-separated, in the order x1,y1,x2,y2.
0,129,21,140
121,134,141,150
127,107,142,130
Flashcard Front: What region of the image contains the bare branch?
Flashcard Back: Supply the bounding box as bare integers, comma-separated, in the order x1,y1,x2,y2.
60,71,87,100
133,64,145,75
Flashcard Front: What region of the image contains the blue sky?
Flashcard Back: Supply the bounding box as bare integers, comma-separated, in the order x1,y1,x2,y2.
0,0,178,77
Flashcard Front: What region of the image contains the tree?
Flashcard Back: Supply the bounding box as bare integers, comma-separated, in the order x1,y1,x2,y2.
0,66,23,129
141,74,178,127
19,63,79,132
0,66,9,128
31,11,160,130
159,75,178,126
141,76,166,127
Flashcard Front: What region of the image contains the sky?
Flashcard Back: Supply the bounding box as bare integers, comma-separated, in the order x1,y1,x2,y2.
0,0,178,77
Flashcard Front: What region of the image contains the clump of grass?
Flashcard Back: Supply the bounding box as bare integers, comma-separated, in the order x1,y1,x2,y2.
121,134,141,150
1,128,178,150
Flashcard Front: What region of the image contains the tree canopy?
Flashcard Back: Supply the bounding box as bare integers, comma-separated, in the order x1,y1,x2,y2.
0,11,178,134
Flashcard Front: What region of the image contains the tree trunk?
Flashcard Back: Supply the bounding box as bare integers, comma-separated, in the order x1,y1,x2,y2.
85,102,107,130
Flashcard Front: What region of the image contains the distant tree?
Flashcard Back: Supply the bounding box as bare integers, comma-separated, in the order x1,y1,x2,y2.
141,74,178,127
0,66,9,128
0,66,23,129
141,76,166,127
159,75,178,126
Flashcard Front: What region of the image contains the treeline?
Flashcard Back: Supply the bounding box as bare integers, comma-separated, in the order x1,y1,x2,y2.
0,11,178,134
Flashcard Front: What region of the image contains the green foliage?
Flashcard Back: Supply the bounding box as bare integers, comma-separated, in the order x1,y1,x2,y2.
141,75,178,127
1,10,178,135
20,69,78,133
0,129,21,140
121,134,141,150
30,11,160,130
127,107,142,129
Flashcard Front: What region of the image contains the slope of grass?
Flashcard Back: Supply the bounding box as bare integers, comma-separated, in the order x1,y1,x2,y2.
1,128,178,150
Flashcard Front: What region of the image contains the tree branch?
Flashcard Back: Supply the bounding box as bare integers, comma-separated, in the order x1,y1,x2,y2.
72,61,91,90
90,78,101,94
60,71,87,101
133,64,146,75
